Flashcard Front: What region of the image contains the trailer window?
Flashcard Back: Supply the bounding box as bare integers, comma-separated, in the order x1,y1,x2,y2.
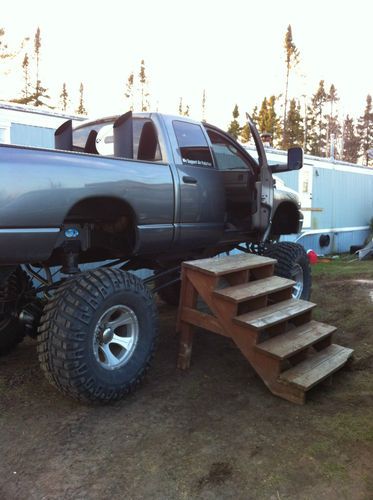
173,121,213,167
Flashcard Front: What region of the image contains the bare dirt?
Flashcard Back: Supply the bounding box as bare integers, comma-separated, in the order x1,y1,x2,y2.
0,260,372,499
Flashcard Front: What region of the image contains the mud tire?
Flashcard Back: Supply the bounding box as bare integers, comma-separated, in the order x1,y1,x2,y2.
37,269,158,403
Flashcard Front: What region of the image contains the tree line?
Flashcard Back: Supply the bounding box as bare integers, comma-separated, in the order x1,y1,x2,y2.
0,26,200,119
228,26,372,166
1,25,372,165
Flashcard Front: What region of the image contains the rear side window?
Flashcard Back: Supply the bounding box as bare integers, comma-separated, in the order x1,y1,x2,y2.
173,121,213,167
73,118,162,161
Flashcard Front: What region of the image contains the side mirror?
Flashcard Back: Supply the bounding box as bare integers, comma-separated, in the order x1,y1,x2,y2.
287,147,303,170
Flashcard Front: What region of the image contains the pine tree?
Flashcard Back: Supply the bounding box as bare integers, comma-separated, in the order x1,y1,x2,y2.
59,83,69,112
227,104,241,139
286,99,304,147
201,89,206,122
306,80,328,156
240,122,251,143
357,94,373,166
258,97,268,133
22,54,30,100
139,59,150,112
76,82,87,115
342,115,360,163
30,27,51,107
257,96,281,143
0,28,13,61
326,84,341,156
124,72,134,111
283,25,299,145
251,105,259,126
178,97,190,116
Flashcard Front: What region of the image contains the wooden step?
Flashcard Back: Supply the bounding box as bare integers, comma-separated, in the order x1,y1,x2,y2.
279,344,353,391
183,253,276,276
213,276,295,303
234,299,316,330
256,320,336,360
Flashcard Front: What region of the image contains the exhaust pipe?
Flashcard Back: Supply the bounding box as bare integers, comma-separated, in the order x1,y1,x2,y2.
113,111,133,159
55,119,73,151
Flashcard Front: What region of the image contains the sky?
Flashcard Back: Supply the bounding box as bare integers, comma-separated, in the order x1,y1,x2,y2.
1,0,372,128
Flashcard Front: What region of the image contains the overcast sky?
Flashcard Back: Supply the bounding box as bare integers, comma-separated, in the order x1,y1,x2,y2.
1,0,372,128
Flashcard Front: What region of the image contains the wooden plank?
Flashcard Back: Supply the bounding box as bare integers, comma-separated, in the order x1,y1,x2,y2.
234,299,316,330
180,306,228,337
183,253,276,276
256,321,336,360
279,344,354,390
214,276,295,303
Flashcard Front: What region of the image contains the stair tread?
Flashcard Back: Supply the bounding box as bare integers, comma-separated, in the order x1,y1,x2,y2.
256,320,337,359
279,344,353,390
214,276,295,302
234,299,316,330
183,253,276,276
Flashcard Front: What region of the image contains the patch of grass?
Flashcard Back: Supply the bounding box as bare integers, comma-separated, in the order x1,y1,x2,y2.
312,258,373,280
317,412,373,443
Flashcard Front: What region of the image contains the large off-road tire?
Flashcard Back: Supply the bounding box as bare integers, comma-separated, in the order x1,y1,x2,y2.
37,268,159,403
0,267,32,355
264,242,312,300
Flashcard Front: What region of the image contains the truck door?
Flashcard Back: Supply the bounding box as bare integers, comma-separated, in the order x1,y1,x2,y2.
169,119,226,248
203,125,257,228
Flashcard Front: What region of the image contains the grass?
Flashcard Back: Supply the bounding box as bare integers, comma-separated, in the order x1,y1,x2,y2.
312,256,373,280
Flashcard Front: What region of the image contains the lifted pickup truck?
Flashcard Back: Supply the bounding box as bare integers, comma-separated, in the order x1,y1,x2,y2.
0,111,310,402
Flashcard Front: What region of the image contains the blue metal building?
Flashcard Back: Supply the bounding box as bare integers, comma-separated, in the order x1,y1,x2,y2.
0,101,85,148
258,147,373,254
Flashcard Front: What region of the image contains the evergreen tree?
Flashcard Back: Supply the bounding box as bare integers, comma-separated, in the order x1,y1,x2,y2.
59,82,69,112
357,94,373,166
326,84,341,156
240,121,251,143
286,99,304,147
124,72,134,111
283,25,299,145
342,115,360,163
30,27,51,107
251,105,259,126
178,97,190,116
227,104,241,139
0,28,13,61
306,80,328,156
76,82,87,115
258,97,268,133
139,59,150,111
201,89,206,122
257,96,281,146
22,53,30,101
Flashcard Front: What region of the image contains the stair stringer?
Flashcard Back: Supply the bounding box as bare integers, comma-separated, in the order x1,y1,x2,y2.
185,269,306,404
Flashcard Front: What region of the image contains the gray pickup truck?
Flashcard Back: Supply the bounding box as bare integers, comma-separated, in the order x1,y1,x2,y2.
0,111,310,402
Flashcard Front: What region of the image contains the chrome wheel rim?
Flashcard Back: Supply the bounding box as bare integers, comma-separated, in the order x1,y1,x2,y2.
291,263,304,299
93,304,139,370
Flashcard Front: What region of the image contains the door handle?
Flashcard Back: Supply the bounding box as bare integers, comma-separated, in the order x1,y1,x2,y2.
182,175,197,184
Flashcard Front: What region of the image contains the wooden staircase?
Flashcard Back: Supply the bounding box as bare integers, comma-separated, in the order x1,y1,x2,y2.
176,253,353,404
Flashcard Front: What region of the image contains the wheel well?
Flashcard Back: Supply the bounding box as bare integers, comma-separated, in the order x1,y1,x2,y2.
63,196,137,257
271,202,300,236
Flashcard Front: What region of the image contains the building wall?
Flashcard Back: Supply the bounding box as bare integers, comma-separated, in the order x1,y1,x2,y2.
10,123,55,148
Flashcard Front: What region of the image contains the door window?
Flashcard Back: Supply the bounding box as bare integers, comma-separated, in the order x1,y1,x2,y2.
206,129,254,171
173,120,213,167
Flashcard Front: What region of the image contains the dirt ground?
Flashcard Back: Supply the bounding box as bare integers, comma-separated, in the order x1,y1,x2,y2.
0,258,372,500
